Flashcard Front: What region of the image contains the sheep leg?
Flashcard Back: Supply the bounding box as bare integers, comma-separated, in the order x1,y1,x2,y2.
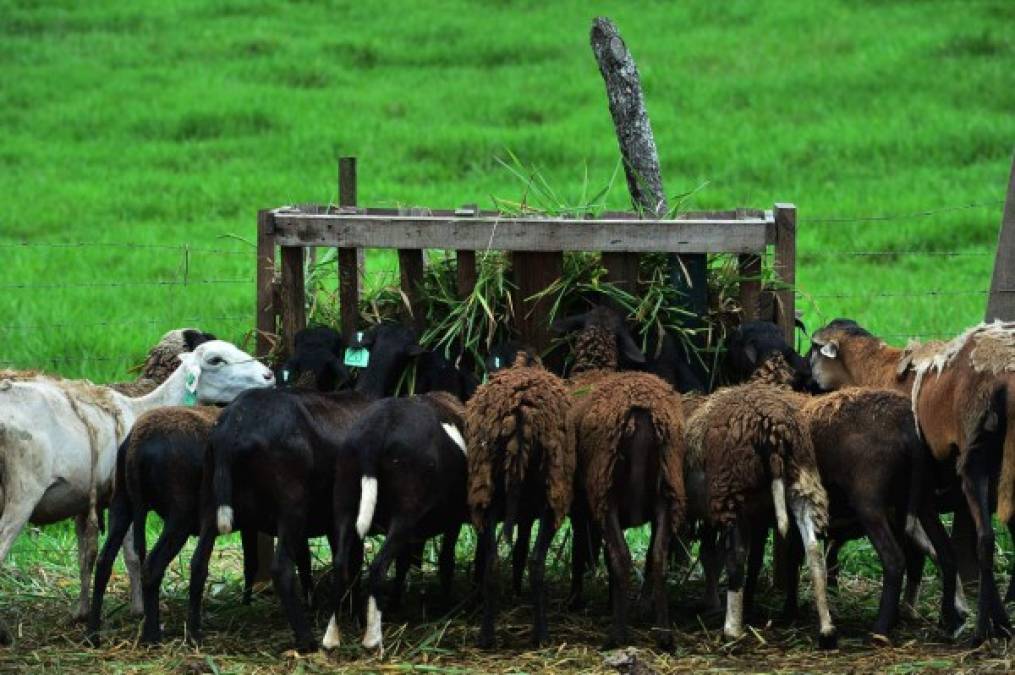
139,518,191,645
915,503,965,635
857,508,905,639
241,529,258,605
323,519,358,650
602,507,633,649
0,498,37,646
362,519,410,653
961,457,1012,642
1006,520,1015,604
477,512,499,649
121,526,143,617
529,508,556,647
568,509,599,610
73,512,100,622
779,520,804,625
722,520,748,641
438,525,460,605
825,539,843,590
186,521,218,645
87,495,134,645
901,538,926,620
273,522,316,653
742,519,768,625
647,496,673,651
294,536,314,609
512,519,532,597
391,551,411,612
698,524,723,613
789,498,837,649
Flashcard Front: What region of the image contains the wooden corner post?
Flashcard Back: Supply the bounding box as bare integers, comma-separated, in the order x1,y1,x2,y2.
256,209,278,359
773,203,797,344
338,157,360,337
986,150,1015,322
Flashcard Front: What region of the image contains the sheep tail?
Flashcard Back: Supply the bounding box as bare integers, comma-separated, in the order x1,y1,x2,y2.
212,439,235,535
501,410,526,547
903,436,932,542
994,384,1014,524
356,431,381,539
754,422,793,538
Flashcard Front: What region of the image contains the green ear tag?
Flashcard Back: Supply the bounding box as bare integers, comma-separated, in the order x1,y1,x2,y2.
493,356,501,368
281,369,290,384
183,372,198,406
344,347,370,368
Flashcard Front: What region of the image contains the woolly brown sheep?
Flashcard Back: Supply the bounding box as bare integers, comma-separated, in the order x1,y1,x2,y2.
684,379,837,648
465,354,575,647
810,319,1015,642
553,306,686,650
109,328,216,396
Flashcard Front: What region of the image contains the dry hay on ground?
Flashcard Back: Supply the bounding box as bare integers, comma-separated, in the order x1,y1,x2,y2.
1,538,1013,673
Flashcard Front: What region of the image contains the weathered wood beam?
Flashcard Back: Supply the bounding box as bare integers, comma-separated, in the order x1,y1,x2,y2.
337,157,360,336
272,214,768,253
985,150,1015,322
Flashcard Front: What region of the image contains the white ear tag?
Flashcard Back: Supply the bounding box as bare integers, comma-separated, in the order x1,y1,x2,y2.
820,343,838,359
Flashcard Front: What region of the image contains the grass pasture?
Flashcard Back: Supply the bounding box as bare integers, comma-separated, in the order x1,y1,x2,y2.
2,0,1015,671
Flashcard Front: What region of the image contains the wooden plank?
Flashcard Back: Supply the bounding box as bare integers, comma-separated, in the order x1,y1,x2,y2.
398,208,427,332
279,245,306,357
986,150,1015,321
512,251,563,364
338,157,360,336
273,214,768,253
773,204,797,344
255,210,277,360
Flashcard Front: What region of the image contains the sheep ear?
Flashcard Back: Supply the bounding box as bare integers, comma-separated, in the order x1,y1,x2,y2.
328,357,351,387
550,314,585,335
618,329,646,364
819,341,838,359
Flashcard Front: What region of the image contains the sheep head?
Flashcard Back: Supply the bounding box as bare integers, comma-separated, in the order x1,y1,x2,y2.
808,319,880,391
551,305,645,370
352,323,426,398
727,320,811,390
177,340,274,404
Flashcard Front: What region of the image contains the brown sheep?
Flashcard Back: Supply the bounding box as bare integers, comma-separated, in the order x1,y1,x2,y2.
465,353,575,648
809,319,1015,642
553,306,686,650
684,379,837,648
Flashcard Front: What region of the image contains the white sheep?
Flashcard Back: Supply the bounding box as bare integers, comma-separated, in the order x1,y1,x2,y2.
0,340,273,644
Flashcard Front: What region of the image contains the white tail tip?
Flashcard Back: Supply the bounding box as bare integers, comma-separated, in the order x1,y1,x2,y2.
771,478,789,537
362,595,383,651
356,477,378,539
322,614,341,649
723,589,745,640
442,423,467,455
217,505,234,535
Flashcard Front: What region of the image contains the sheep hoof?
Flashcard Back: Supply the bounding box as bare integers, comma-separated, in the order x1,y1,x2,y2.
141,630,163,647
476,631,496,650
567,595,587,611
652,628,674,652
0,625,10,647
817,629,838,650
296,640,318,655
530,629,550,648
868,633,891,648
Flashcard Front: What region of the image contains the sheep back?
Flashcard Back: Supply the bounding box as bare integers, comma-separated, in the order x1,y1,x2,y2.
572,371,685,529
464,364,575,529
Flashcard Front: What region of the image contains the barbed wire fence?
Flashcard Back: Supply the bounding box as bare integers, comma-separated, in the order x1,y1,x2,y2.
0,198,1007,377
0,241,258,376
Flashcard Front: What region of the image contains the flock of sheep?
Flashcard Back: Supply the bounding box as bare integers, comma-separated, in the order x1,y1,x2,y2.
0,307,1013,658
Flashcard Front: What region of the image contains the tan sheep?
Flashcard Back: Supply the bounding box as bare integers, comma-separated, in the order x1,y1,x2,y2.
810,319,1015,642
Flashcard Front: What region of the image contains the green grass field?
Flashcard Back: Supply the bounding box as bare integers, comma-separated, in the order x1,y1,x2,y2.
2,0,1015,671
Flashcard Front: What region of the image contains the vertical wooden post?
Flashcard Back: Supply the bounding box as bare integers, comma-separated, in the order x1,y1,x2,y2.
773,203,797,344
279,245,306,357
986,150,1015,322
338,157,360,337
398,207,427,333
256,210,277,359
738,254,762,322
455,205,478,299
512,252,563,365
